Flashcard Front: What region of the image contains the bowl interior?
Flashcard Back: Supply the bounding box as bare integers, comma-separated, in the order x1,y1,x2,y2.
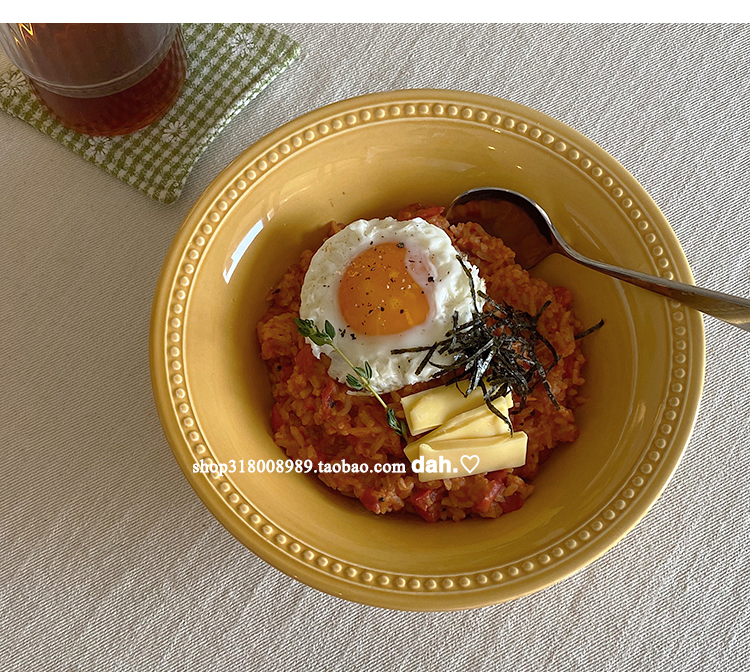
180,114,674,577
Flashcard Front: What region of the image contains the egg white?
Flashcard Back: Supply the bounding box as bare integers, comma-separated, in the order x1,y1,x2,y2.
299,217,485,394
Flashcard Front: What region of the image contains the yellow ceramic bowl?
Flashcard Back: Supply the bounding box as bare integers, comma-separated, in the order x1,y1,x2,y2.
150,90,704,611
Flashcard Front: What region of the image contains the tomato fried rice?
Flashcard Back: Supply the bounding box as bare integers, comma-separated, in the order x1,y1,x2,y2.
256,204,586,522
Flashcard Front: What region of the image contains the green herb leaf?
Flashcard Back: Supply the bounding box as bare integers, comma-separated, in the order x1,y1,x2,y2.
296,317,333,346
353,366,369,381
364,361,373,380
386,408,407,437
324,320,336,340
346,374,363,390
386,407,398,431
294,317,314,338
309,333,331,347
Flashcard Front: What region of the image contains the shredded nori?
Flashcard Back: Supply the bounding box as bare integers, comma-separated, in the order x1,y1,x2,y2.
392,256,602,433
574,318,604,340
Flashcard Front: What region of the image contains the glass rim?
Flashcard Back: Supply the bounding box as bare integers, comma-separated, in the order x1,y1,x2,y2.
0,23,179,98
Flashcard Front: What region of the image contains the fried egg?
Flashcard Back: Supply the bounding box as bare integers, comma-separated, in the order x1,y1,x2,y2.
299,217,485,393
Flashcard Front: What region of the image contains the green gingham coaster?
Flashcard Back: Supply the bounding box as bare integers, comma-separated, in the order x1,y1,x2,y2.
0,23,300,203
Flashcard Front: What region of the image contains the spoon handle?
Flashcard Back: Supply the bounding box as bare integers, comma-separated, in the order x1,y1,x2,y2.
565,249,750,332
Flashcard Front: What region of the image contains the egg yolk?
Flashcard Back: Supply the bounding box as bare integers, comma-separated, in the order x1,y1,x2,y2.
338,242,430,336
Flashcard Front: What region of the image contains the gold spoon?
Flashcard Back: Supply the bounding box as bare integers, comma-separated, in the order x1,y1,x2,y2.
445,188,750,332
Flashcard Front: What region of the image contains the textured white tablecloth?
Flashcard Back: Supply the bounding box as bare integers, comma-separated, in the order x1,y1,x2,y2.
2,23,749,672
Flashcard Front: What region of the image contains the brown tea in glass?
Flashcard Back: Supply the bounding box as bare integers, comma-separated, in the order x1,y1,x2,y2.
0,23,187,136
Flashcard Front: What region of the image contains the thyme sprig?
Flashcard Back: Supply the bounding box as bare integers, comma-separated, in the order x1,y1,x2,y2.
294,317,408,437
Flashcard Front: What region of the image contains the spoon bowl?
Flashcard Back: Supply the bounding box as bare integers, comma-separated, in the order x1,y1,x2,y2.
446,187,750,332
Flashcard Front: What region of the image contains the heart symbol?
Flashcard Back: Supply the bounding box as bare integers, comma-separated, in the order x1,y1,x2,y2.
460,455,480,474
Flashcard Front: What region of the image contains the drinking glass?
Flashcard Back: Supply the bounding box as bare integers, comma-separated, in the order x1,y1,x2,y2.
0,23,187,136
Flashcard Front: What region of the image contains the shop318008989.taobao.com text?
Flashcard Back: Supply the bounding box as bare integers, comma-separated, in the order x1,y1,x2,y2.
191,456,478,477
